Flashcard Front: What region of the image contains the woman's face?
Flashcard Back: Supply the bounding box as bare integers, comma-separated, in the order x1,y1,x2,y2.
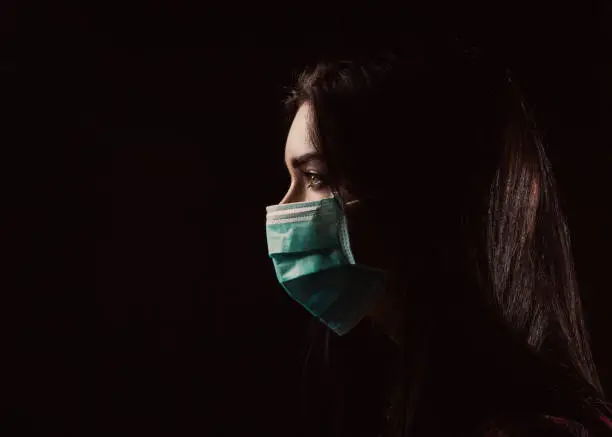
277,102,404,336
279,103,332,204
278,103,395,272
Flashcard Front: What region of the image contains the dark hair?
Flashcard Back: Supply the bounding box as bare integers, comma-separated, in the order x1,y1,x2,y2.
284,46,611,436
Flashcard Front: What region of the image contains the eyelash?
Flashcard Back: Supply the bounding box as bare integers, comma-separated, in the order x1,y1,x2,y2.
302,171,327,190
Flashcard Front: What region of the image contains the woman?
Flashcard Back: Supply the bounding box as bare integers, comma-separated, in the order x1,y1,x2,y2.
265,46,612,436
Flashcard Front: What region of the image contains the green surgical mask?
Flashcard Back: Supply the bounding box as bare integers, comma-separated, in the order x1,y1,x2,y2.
265,196,386,335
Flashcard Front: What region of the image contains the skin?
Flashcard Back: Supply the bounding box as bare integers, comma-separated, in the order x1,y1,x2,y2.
280,103,402,341
280,103,332,204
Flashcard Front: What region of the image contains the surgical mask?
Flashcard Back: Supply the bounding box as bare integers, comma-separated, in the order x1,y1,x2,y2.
265,195,386,335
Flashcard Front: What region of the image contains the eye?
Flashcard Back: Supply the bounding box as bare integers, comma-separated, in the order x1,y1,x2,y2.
302,171,327,190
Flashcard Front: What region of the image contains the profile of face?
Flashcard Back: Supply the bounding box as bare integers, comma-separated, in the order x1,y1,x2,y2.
272,102,397,335
278,102,397,275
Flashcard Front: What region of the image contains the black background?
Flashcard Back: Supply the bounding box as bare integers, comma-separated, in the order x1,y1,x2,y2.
15,2,612,436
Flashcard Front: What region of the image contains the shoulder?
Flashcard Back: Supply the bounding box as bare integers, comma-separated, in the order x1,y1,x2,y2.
479,414,612,437
538,416,591,436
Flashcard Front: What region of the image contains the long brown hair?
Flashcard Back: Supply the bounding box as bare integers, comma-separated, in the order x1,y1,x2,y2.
284,44,610,436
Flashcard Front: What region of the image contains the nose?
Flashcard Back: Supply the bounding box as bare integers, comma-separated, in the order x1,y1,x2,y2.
279,182,300,205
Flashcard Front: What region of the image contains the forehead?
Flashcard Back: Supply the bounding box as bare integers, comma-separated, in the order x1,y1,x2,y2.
285,103,317,162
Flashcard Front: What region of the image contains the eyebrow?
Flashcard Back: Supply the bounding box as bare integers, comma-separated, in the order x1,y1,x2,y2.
290,152,325,168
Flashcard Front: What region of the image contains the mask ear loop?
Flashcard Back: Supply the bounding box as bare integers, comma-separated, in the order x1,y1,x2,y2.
332,189,360,211
329,190,358,265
